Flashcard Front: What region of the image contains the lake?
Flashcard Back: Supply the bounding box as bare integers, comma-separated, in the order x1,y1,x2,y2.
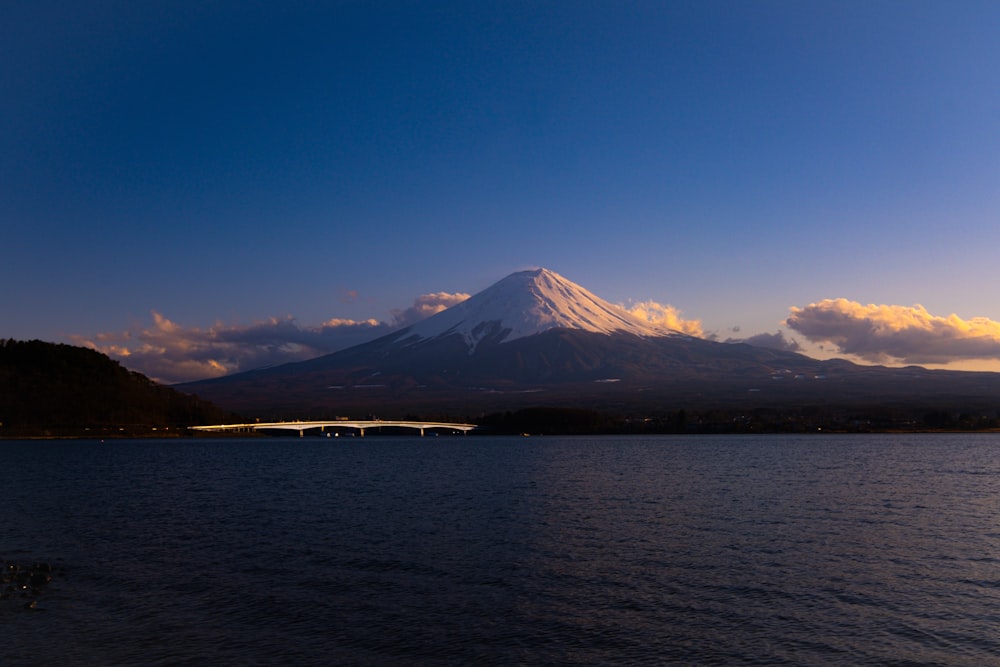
3,434,999,665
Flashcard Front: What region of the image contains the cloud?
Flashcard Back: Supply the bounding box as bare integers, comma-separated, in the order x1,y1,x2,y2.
726,330,802,352
390,292,470,327
74,291,707,384
624,300,704,337
74,292,473,384
74,312,392,385
786,298,1000,364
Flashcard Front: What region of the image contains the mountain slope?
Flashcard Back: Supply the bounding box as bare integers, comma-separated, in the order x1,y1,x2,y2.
179,269,1000,419
401,268,672,349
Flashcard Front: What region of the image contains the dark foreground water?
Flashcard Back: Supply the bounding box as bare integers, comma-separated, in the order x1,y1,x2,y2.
3,434,1000,665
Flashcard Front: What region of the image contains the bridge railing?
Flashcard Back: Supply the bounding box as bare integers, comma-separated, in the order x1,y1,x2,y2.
190,420,476,436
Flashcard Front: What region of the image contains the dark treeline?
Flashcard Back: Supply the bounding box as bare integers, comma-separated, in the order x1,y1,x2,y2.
4,339,998,438
477,407,618,435
475,405,1000,435
475,407,693,435
0,339,238,437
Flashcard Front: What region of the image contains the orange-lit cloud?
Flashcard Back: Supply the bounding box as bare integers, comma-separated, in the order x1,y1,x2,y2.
786,299,1000,364
74,312,388,384
624,300,704,336
74,292,476,384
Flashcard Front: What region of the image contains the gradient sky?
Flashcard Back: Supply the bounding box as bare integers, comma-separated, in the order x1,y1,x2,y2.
4,1,1000,383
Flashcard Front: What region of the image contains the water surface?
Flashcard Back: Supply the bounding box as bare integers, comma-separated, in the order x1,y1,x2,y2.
4,434,999,665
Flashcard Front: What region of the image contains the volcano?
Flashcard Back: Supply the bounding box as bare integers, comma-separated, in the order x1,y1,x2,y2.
180,269,1000,420
403,267,672,347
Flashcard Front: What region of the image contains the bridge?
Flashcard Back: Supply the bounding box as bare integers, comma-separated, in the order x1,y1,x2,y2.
190,419,477,437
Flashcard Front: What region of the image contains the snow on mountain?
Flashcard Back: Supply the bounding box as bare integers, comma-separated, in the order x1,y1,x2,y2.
401,268,674,350
178,267,1000,420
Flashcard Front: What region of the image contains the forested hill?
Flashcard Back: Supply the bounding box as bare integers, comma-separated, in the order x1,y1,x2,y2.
0,339,238,437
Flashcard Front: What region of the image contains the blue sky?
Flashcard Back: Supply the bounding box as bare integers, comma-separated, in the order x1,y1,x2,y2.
4,1,1000,382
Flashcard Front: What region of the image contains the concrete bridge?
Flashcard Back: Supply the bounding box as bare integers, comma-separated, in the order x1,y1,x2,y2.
190,419,477,437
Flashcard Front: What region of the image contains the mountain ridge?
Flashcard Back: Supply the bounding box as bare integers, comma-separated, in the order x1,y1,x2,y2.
0,339,238,437
179,268,1000,420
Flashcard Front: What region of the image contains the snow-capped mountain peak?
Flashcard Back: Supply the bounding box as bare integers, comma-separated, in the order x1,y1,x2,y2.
402,268,673,349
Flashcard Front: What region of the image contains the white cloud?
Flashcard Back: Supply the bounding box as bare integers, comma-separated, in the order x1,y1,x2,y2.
786,298,1000,364
390,292,470,327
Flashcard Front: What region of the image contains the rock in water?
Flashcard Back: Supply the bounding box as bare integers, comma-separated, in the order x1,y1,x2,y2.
1,559,59,611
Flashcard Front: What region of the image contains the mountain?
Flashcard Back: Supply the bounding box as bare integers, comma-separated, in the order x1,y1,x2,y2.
0,339,238,437
179,269,1000,423
404,268,671,348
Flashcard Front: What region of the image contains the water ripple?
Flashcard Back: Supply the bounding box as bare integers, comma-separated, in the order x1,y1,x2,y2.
2,434,1000,665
